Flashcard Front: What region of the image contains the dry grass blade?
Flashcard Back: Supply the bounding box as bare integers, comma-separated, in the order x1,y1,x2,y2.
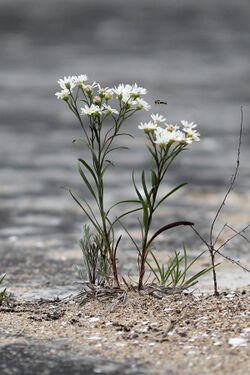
147,221,194,248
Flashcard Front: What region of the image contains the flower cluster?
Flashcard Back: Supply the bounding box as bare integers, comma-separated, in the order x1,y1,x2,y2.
113,83,150,111
55,75,88,100
138,114,200,147
55,75,150,116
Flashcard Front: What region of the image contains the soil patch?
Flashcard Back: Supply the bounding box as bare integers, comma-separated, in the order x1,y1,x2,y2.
1,288,249,374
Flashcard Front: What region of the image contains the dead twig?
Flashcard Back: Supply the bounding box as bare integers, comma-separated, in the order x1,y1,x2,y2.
192,107,249,295
210,106,243,246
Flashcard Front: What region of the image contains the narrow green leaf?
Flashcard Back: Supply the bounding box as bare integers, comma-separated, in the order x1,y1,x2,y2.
78,158,98,185
181,250,207,276
111,207,142,227
69,190,101,232
154,183,187,211
142,200,149,230
151,170,158,190
183,263,220,286
105,146,129,156
106,200,141,216
78,164,97,201
145,257,161,284
118,220,141,254
141,171,151,208
132,171,144,203
91,150,101,175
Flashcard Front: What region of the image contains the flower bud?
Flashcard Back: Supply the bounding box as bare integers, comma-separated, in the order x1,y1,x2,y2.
130,93,140,100
104,92,113,101
93,96,102,105
65,82,72,90
85,85,93,97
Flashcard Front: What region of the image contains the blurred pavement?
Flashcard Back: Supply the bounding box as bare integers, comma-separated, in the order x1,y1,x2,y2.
0,0,249,295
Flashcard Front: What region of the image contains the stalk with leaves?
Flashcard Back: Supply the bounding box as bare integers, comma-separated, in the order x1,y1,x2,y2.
126,116,200,290
56,76,150,286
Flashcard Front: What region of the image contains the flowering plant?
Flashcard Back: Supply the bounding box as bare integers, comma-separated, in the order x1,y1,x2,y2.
56,75,150,286
125,117,200,289
56,74,200,290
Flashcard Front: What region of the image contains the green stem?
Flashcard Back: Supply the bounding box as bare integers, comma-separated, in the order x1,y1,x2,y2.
138,142,184,290
95,117,120,287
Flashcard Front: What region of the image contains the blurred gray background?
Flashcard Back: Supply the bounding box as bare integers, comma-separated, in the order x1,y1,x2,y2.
0,0,249,294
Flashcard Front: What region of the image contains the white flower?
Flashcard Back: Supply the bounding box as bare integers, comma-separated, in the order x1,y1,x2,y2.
58,76,76,90
75,74,88,87
134,98,151,111
181,121,200,143
113,83,147,102
181,120,197,130
82,81,98,96
154,128,184,147
151,113,166,124
102,104,119,115
81,104,102,116
184,128,200,143
113,83,128,96
155,127,164,135
130,83,147,98
165,123,179,132
113,84,131,102
98,85,113,100
138,121,158,133
176,131,188,144
168,130,185,142
55,88,71,101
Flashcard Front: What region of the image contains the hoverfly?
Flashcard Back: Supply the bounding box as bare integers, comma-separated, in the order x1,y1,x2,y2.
154,99,168,105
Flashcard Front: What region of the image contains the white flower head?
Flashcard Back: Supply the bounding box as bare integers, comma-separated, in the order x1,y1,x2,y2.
134,98,151,111
154,128,184,147
181,120,200,143
155,127,164,135
184,128,200,143
113,84,131,102
82,81,98,97
58,76,76,90
102,104,119,115
165,123,179,132
151,113,166,125
138,121,158,134
81,104,102,116
113,83,147,103
181,120,197,130
130,83,147,99
75,74,88,88
55,88,71,101
98,85,113,100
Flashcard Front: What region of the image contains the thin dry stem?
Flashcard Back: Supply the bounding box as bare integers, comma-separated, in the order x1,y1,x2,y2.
210,106,243,246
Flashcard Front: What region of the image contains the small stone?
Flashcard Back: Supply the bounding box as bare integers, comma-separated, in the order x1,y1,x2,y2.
89,317,100,323
228,337,247,347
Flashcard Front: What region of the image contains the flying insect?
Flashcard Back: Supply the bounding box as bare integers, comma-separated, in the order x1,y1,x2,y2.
154,99,168,105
